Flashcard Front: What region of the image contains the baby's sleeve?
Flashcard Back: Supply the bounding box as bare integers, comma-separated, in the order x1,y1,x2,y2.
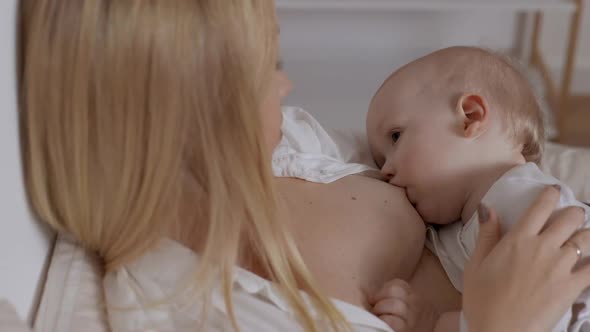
460,163,589,258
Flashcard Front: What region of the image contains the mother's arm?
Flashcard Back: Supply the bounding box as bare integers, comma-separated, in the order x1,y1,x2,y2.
463,186,590,332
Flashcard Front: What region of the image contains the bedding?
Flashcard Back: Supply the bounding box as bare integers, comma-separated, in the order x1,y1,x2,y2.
541,142,590,204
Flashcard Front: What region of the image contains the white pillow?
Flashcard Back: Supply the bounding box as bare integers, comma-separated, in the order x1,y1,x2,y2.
542,143,590,204
34,235,108,332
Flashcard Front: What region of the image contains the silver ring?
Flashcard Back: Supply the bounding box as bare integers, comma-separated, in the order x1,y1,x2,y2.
564,240,583,262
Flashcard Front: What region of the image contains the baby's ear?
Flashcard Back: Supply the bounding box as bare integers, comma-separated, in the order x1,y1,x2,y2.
457,93,489,138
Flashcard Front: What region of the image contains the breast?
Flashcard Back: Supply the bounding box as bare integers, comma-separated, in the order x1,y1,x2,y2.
276,175,426,309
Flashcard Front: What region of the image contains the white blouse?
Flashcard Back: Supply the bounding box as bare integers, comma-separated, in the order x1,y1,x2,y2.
104,238,395,332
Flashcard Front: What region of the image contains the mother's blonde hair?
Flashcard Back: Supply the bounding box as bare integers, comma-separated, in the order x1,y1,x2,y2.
19,1,347,331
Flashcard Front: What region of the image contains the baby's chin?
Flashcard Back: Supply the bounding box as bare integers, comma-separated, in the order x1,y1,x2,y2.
415,201,462,225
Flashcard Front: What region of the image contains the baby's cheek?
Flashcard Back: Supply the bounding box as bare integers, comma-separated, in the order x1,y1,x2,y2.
405,153,439,184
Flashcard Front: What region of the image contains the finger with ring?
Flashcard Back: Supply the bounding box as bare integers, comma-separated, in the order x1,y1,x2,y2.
562,228,590,266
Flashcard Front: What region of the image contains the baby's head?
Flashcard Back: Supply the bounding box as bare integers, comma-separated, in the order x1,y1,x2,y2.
367,46,544,224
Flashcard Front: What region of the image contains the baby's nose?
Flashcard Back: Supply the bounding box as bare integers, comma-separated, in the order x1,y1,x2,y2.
381,169,395,182
380,158,397,182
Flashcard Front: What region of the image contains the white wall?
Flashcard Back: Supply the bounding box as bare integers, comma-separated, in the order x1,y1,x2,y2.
278,8,589,131
0,0,55,324
542,4,590,93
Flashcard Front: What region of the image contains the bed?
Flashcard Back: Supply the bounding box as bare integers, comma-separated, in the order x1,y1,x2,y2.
1,0,589,331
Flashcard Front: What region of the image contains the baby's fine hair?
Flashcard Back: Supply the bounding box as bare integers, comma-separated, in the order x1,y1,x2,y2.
434,46,545,163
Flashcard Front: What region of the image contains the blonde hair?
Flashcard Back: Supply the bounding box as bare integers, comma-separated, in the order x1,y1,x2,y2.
428,47,545,163
19,1,348,331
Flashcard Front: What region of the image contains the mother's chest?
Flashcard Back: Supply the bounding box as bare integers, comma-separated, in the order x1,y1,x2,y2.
277,176,428,307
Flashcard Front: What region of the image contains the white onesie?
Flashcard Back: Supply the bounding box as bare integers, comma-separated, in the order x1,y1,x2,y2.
429,162,590,332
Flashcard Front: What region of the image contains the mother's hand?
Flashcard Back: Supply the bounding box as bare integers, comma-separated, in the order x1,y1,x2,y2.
463,186,590,332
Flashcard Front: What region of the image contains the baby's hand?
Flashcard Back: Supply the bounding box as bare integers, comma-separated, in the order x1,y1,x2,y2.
369,279,438,332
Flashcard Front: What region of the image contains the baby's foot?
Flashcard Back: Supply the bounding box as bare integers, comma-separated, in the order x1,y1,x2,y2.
370,279,438,332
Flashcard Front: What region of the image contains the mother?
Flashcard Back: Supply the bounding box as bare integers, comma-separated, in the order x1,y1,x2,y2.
19,1,590,331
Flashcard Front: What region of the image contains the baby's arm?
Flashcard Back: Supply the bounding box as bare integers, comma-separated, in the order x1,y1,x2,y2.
370,279,446,332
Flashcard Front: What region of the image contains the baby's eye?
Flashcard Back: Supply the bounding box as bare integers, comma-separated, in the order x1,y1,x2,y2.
391,130,402,144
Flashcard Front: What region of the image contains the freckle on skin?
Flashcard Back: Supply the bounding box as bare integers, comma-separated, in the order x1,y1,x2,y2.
352,196,357,200
384,200,388,204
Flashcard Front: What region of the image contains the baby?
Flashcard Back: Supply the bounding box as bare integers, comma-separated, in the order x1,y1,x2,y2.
366,47,590,332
